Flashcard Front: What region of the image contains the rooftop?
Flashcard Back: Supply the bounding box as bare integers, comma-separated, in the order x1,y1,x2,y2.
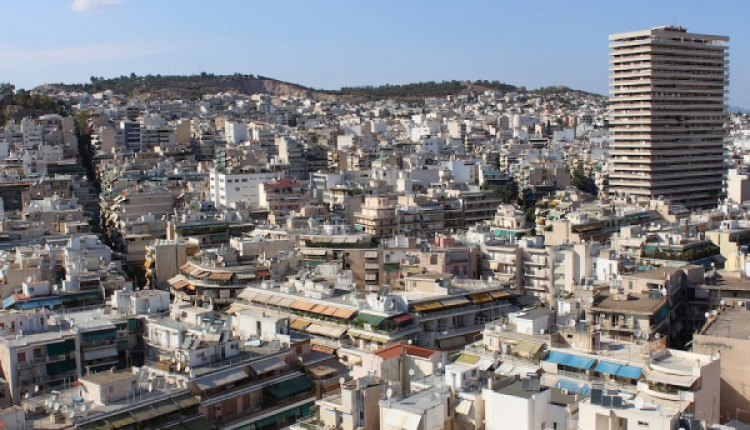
701,307,750,339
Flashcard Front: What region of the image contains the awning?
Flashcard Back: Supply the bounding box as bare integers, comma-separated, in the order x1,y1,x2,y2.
254,293,272,304
208,272,233,281
411,301,443,312
255,269,272,278
174,394,200,409
238,289,258,301
555,379,591,395
225,303,252,315
181,417,214,430
291,301,316,311
277,297,297,308
131,407,159,422
455,399,473,416
488,290,511,299
544,351,595,370
616,365,642,380
321,306,339,317
193,368,249,391
265,375,315,399
385,409,422,430
515,340,543,357
594,361,621,375
153,399,179,415
389,314,414,324
332,309,356,319
249,356,286,375
290,319,311,330
468,292,493,304
354,313,386,327
438,336,466,350
106,413,136,428
300,249,327,256
439,296,471,308
310,304,328,314
84,346,118,361
495,362,539,377
647,370,697,387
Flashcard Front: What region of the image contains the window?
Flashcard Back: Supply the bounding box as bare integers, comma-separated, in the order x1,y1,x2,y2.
17,352,25,362
637,422,649,427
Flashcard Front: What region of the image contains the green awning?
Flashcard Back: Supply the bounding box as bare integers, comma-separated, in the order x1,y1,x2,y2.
265,375,315,399
384,263,401,273
105,413,136,429
82,329,117,341
353,313,386,327
181,416,214,430
47,339,75,356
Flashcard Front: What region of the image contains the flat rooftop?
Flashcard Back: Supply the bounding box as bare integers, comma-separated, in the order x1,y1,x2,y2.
591,291,666,315
701,308,750,339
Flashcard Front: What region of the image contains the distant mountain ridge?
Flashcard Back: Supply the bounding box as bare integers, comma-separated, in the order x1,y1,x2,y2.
34,73,605,101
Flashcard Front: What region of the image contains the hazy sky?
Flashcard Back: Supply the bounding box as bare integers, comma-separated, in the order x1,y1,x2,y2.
2,0,749,106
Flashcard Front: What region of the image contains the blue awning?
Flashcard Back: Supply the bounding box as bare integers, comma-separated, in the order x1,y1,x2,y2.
545,351,595,370
594,361,621,375
555,379,591,395
616,365,642,380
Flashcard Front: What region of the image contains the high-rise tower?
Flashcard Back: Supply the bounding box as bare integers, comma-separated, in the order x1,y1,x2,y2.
608,26,729,207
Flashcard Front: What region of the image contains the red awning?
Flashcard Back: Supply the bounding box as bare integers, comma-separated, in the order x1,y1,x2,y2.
255,269,272,278
390,314,414,323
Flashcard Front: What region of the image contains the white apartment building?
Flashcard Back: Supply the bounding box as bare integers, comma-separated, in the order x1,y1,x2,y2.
209,169,277,208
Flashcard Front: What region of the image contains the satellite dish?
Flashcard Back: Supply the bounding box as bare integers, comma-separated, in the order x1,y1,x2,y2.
642,333,649,340
634,396,645,409
540,329,545,335
66,409,75,419
712,310,718,316
61,405,70,414
654,333,661,340
79,404,87,412
407,339,413,345
339,377,346,385
53,402,61,411
705,312,710,319
35,385,40,392
386,388,393,399
24,392,30,399
26,276,32,283
148,383,154,392
588,297,594,304
184,366,191,374
634,329,641,337
409,369,415,376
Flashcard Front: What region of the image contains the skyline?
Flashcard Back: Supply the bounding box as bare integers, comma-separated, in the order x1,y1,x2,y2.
2,0,750,106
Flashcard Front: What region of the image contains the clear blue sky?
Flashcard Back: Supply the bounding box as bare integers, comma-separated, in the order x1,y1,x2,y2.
2,0,750,107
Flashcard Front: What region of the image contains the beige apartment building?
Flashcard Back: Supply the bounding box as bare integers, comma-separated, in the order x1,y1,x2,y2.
608,26,729,207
